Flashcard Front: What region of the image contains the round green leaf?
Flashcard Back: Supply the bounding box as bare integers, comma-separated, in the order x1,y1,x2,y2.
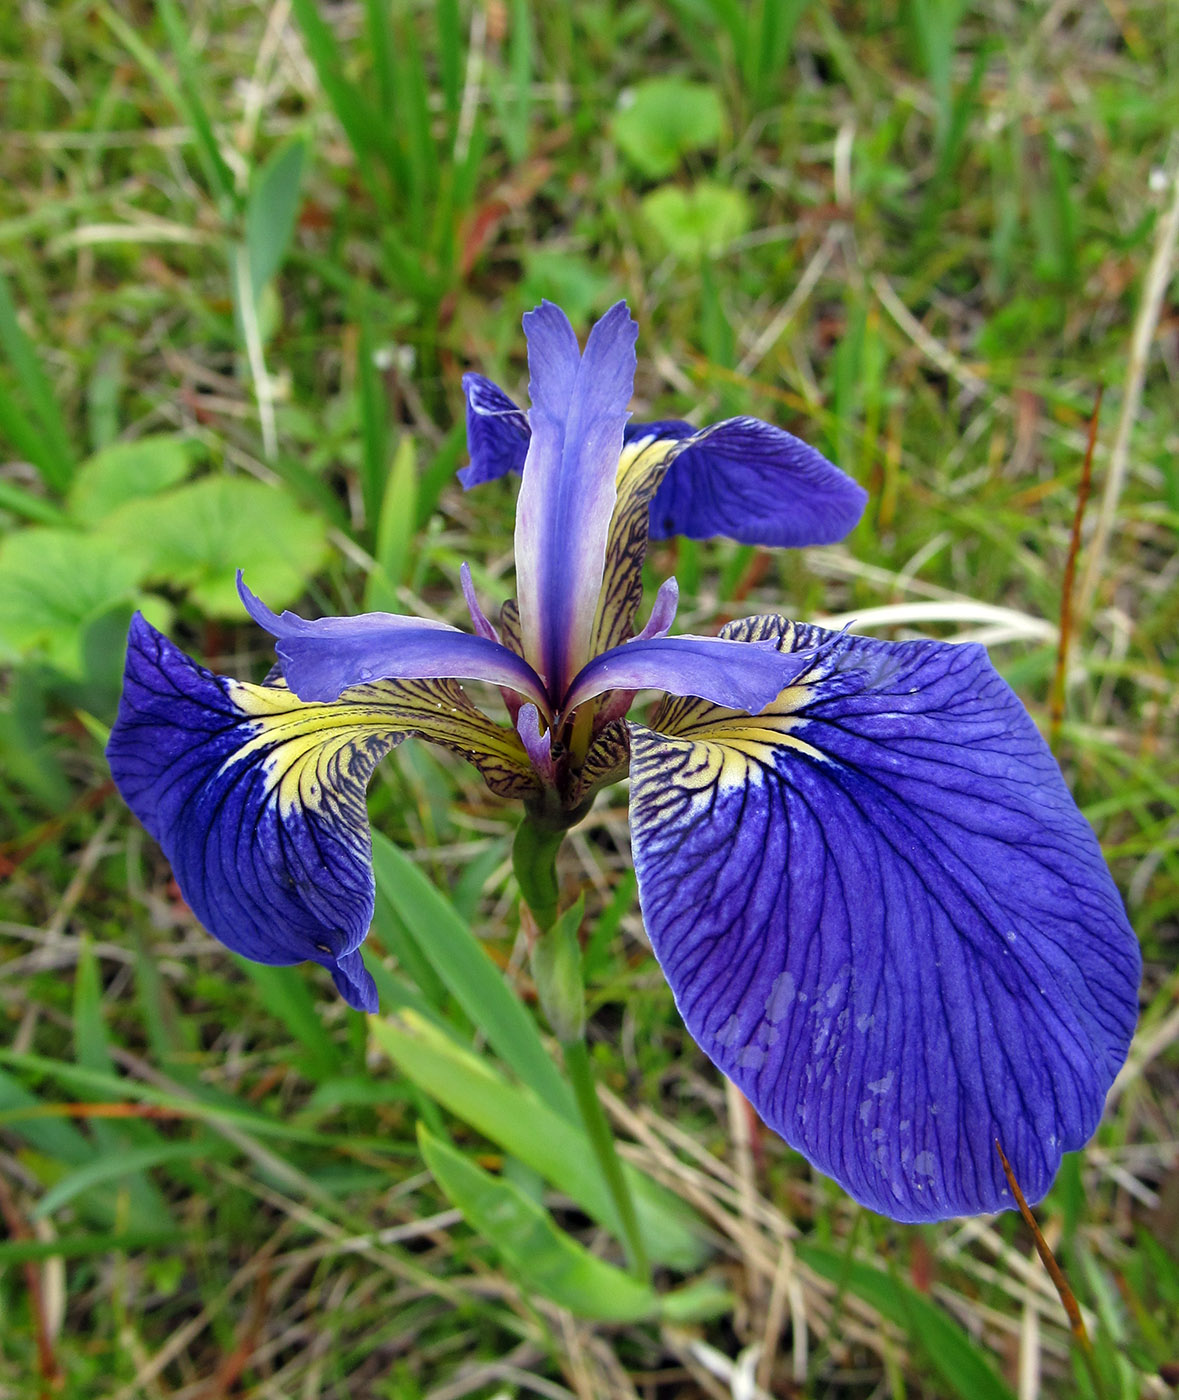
613,79,725,179
640,181,752,261
0,527,152,674
103,476,330,618
67,436,195,523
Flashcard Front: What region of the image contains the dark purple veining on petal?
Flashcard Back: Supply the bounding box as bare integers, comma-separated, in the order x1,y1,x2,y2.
641,416,867,547
629,617,1140,1221
107,614,387,1011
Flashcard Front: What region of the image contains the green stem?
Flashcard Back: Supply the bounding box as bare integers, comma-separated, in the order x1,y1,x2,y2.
512,818,565,932
513,816,650,1282
561,1034,649,1282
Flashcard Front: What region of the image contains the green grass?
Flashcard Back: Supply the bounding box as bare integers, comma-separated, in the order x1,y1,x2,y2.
2,1,1177,1396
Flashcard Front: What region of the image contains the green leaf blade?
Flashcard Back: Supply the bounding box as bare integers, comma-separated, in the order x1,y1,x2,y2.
798,1242,1018,1400
0,267,77,490
370,834,574,1121
246,137,308,301
418,1124,660,1323
372,1012,710,1272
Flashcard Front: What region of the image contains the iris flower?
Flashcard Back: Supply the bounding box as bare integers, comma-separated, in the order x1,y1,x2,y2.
107,301,1139,1223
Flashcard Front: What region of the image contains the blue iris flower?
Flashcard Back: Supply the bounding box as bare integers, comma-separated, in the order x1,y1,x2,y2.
107,301,1140,1223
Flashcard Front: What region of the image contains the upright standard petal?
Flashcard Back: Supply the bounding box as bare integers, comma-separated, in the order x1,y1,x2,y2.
458,373,530,488
638,417,868,547
628,616,1139,1221
513,301,638,695
238,576,550,713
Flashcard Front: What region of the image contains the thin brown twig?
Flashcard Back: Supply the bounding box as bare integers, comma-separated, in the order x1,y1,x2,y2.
1049,388,1103,752
191,1268,271,1400
994,1139,1105,1398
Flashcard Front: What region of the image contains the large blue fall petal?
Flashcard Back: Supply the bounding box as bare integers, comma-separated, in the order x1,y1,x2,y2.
106,615,398,1010
628,616,1139,1221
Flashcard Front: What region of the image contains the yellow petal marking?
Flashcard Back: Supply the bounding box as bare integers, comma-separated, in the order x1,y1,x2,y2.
644,618,836,794
592,434,690,654
220,676,538,817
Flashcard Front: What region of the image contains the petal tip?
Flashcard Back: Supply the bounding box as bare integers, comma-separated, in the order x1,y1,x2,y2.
332,950,379,1013
236,572,281,634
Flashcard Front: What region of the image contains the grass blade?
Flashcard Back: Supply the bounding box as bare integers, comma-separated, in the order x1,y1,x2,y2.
71,941,173,1228
0,477,67,525
0,267,77,490
370,832,574,1119
372,1011,710,1271
101,0,236,215
32,1140,231,1220
415,421,465,530
237,962,343,1081
418,1123,660,1322
436,0,462,121
503,0,534,162
750,0,808,106
365,434,417,610
391,11,433,245
288,0,392,212
799,1241,1017,1400
364,0,397,119
356,312,391,534
0,1231,181,1267
245,137,308,302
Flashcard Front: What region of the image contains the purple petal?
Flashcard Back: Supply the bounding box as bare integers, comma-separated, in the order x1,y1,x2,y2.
457,397,865,550
515,703,556,784
460,562,500,642
514,301,638,695
106,614,391,1011
331,950,379,1010
563,630,831,714
238,575,549,712
628,616,1140,1222
458,373,529,489
633,577,679,642
632,416,867,547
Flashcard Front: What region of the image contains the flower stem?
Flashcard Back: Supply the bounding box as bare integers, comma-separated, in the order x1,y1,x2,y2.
561,1033,649,1282
512,818,565,932
513,816,650,1282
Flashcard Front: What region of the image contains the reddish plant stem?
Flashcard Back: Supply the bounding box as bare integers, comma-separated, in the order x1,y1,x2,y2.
1049,390,1103,752
995,1139,1105,1397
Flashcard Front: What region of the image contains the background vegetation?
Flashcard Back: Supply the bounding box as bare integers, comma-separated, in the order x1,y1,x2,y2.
1,1,1176,1396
